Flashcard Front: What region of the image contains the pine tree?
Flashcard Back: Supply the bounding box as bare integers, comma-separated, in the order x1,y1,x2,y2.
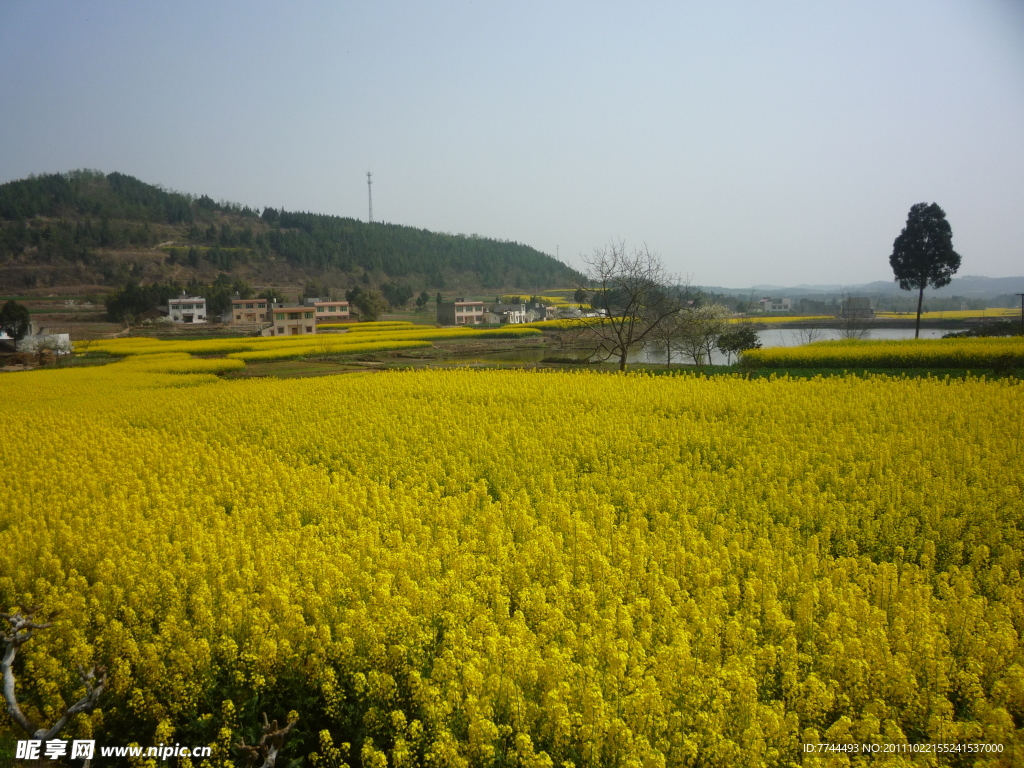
889,203,961,338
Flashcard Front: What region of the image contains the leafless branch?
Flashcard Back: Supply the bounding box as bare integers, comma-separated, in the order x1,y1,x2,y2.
569,241,689,371
236,712,298,768
836,290,875,340
1,608,107,741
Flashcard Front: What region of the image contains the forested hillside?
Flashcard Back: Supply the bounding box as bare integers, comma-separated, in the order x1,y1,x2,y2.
0,170,581,293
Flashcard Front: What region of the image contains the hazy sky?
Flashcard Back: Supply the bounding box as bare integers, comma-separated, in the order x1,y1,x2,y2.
1,1,1022,287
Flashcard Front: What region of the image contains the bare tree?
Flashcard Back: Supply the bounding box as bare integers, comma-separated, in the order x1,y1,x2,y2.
645,312,686,368
315,331,334,361
577,242,687,371
236,712,298,768
836,291,874,340
676,304,731,365
1,608,107,748
794,325,827,345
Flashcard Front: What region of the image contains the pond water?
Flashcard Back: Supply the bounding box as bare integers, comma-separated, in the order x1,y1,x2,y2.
464,326,967,366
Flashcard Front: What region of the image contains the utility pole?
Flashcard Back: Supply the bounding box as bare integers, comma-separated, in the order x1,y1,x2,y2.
366,171,373,224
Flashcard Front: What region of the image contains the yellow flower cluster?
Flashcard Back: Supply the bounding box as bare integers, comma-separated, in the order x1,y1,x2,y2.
876,309,1019,320
1,366,1022,766
343,322,419,332
524,317,607,330
319,321,417,331
744,337,1024,368
733,315,834,324
114,351,247,375
81,326,543,362
227,340,434,362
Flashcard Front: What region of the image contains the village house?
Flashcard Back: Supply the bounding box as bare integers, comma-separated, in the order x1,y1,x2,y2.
491,302,528,324
437,299,486,326
262,303,317,336
168,294,208,323
305,298,352,323
230,297,270,324
758,297,792,313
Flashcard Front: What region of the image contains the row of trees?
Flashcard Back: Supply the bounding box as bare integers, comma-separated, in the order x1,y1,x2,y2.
574,202,962,368
104,276,256,322
0,170,258,224
0,170,585,291
261,211,582,288
0,218,161,263
571,243,760,370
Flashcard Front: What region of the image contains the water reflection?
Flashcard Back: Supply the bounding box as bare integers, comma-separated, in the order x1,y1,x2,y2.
466,326,967,366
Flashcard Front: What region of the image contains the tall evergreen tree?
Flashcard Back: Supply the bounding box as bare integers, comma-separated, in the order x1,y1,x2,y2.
0,300,31,340
889,203,961,338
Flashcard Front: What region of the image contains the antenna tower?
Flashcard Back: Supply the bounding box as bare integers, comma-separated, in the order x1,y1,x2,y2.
366,171,373,223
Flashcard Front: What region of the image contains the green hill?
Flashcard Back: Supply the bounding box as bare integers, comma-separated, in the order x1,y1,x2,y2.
0,170,582,294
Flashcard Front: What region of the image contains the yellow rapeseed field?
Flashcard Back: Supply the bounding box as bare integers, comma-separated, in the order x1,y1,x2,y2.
744,337,1024,369
81,326,543,362
876,309,1019,320
735,316,834,324
1,360,1022,766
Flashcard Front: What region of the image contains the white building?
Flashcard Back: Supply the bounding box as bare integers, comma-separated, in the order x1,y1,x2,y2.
758,297,791,313
168,295,208,323
438,299,486,325
16,324,72,355
492,303,528,324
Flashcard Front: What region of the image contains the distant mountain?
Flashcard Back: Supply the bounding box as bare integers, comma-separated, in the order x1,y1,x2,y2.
698,275,1024,300
0,170,583,293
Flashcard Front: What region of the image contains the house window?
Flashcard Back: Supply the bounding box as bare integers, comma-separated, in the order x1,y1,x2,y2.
236,315,241,320
317,306,325,313
276,314,285,320
258,303,266,309
246,303,254,309
328,305,336,312
306,326,313,333
305,312,313,319
278,327,284,334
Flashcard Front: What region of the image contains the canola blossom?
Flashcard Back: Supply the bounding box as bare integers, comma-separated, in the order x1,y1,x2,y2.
342,322,420,332
734,316,834,324
226,340,435,362
743,337,1024,369
81,326,543,360
1,363,1022,767
524,317,609,330
876,309,1019,320
114,351,247,375
319,322,419,331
